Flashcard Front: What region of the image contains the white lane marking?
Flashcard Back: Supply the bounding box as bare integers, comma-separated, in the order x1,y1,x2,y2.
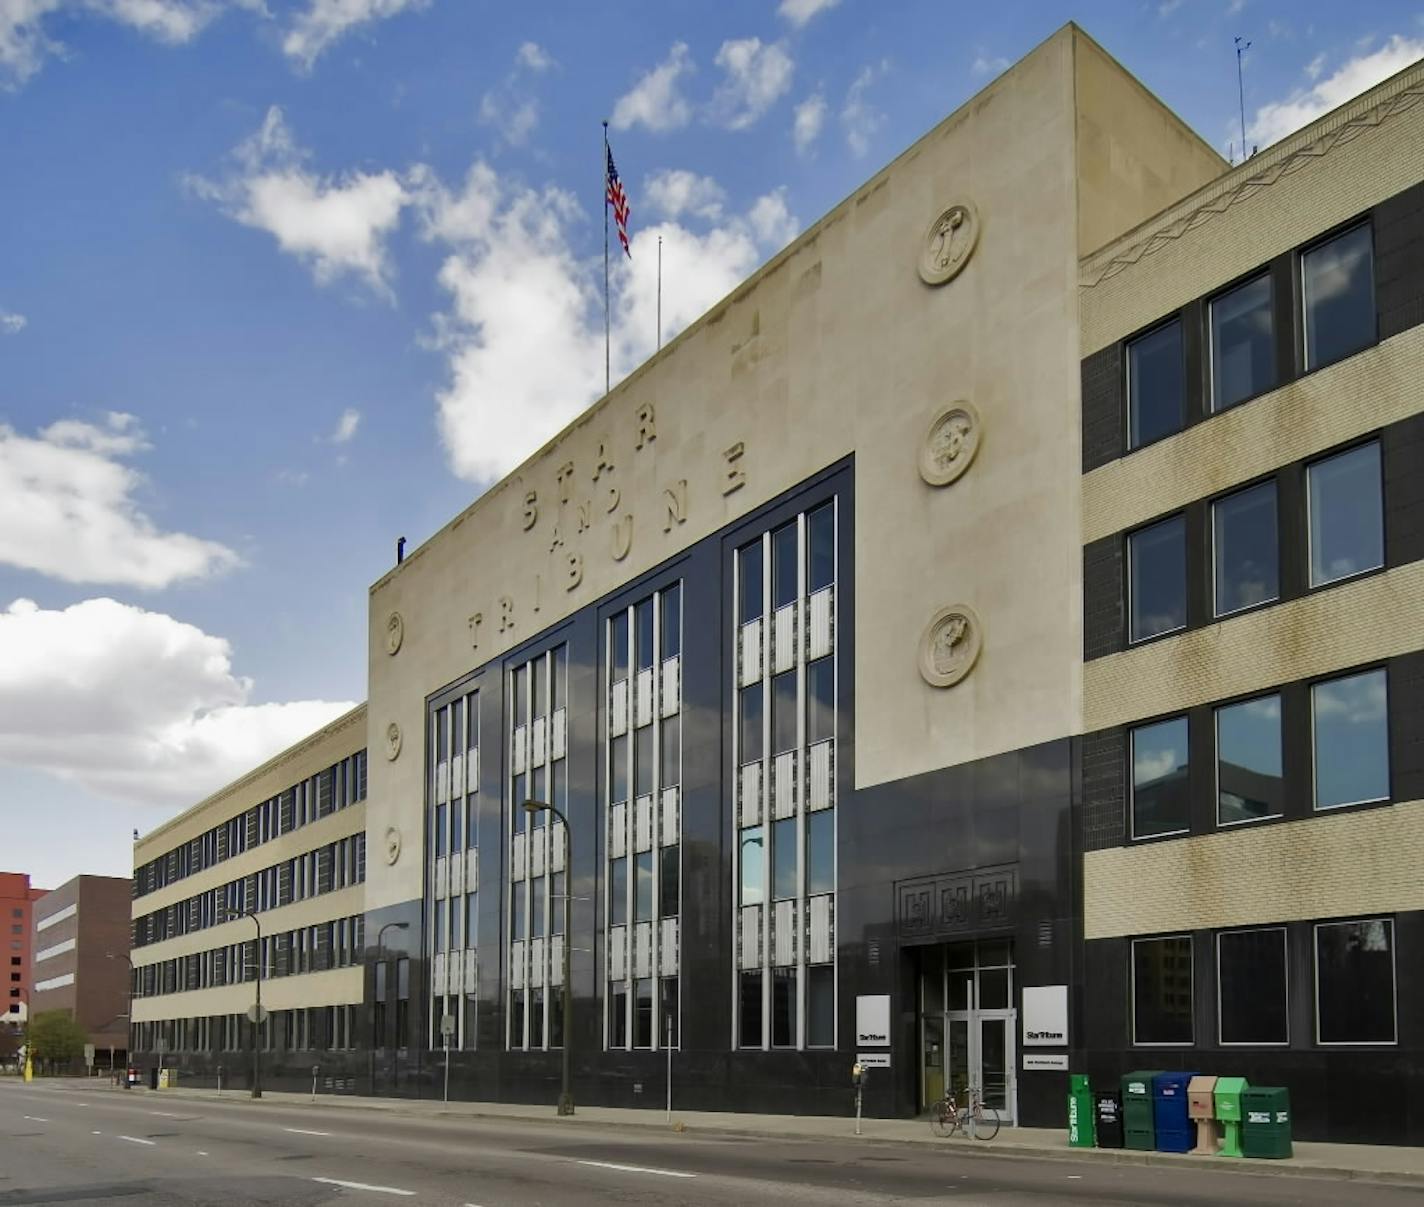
1067,1174,1083,1179
22,1116,49,1122
284,1127,332,1136
311,1177,416,1196
91,1130,103,1135
197,1151,209,1157
148,1110,186,1118
577,1159,696,1179
117,1135,156,1146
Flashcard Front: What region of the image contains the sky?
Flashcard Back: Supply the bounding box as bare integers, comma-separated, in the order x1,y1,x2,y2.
2,0,1422,891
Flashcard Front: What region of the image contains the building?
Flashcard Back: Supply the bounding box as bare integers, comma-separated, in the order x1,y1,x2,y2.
1,872,48,1023
130,25,1424,1143
30,876,133,1069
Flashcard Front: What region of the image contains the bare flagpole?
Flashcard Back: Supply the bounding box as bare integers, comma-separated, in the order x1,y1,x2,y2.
603,120,611,399
657,235,663,352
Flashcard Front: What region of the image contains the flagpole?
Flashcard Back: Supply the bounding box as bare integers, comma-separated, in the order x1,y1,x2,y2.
657,235,662,352
603,120,610,399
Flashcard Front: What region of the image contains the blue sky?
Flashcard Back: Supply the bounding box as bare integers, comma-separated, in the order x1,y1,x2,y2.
2,0,1421,889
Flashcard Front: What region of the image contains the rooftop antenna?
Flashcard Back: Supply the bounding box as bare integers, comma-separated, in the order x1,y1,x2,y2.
1235,36,1252,161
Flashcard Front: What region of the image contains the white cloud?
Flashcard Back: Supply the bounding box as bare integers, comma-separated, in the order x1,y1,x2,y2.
0,0,61,90
0,312,26,334
190,105,411,294
0,597,355,809
747,188,798,249
644,169,726,222
282,0,425,69
842,60,888,156
478,40,558,147
611,41,693,132
332,407,360,443
1248,34,1424,148
792,92,826,154
777,0,838,28
0,412,239,588
971,52,1010,77
516,40,552,72
711,37,794,130
88,0,223,44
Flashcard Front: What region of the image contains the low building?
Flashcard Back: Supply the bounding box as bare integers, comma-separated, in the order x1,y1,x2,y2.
1,871,48,1023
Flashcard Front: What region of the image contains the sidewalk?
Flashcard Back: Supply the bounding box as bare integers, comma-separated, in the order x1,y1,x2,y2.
116,1082,1424,1188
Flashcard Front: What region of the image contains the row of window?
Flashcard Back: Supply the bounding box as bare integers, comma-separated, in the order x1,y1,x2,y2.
1132,917,1398,1047
739,814,834,904
739,965,835,1048
431,689,480,857
1129,664,1390,840
133,1005,360,1054
737,504,835,624
1128,439,1384,644
1126,222,1375,451
134,750,368,899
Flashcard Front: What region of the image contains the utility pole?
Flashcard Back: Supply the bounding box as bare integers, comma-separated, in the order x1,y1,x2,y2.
522,799,574,1115
1235,37,1252,163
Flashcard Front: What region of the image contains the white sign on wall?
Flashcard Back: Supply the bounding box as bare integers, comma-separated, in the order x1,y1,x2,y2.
856,1052,892,1069
1022,984,1068,1048
1023,1053,1069,1071
855,995,891,1047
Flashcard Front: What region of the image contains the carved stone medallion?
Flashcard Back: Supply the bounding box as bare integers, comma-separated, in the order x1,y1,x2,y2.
385,611,404,656
919,401,981,487
918,605,983,688
918,201,980,286
385,721,402,761
384,826,402,866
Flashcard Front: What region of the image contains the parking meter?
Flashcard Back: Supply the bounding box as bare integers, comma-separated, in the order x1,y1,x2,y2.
852,1062,867,1135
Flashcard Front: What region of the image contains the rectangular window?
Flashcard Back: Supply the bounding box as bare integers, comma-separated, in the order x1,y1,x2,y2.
634,727,654,797
531,876,545,939
550,874,564,936
1308,442,1383,587
771,671,797,754
611,612,629,683
772,817,797,901
531,656,547,719
660,976,679,1047
1212,481,1279,616
512,888,527,939
465,892,477,944
659,847,679,918
1210,273,1275,410
660,715,681,786
1316,918,1395,1044
807,964,834,1047
739,542,763,624
739,971,763,1047
739,683,764,764
1127,319,1185,449
550,647,565,711
807,504,835,592
634,977,654,1048
772,523,798,609
635,598,654,671
1216,694,1283,825
609,983,627,1047
1132,934,1193,1045
1129,514,1186,641
1303,223,1375,370
805,810,834,895
771,968,796,1047
1218,928,1288,1045
610,857,628,926
1313,668,1389,809
661,585,682,659
806,657,834,744
739,827,765,905
610,734,629,804
512,666,527,722
1131,716,1190,839
634,851,654,922
434,803,447,857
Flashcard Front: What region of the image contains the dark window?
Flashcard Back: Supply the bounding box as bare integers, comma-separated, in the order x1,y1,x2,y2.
465,796,478,851
807,964,834,1047
634,851,654,921
806,657,834,744
610,857,628,926
661,585,681,659
550,874,564,936
772,817,797,901
772,523,798,608
1216,693,1283,825
450,698,464,756
531,876,545,939
807,504,835,592
1218,928,1288,1045
512,887,527,939
609,983,627,1048
806,810,834,895
739,542,763,624
465,892,477,944
1131,716,1190,839
739,827,765,905
435,706,449,762
635,598,654,670
611,612,629,683
1213,481,1279,616
739,971,763,1047
449,801,462,850
530,988,544,1048
1127,320,1184,449
1303,224,1375,370
530,767,546,825
1316,918,1395,1044
1313,669,1389,809
660,715,680,786
661,977,679,1046
634,727,654,797
772,968,796,1047
634,978,654,1048
531,656,547,718
772,671,797,754
1308,442,1383,587
1210,273,1275,410
659,846,679,918
551,646,566,710
739,683,764,763
512,666,527,723
434,804,447,857
1132,935,1193,1045
1129,515,1186,641
610,734,629,804
552,757,566,811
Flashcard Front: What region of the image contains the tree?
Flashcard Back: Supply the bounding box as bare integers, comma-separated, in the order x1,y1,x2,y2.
0,1023,18,1063
27,1010,87,1070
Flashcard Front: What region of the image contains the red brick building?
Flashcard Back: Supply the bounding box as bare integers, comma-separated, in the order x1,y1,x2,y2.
1,872,48,1023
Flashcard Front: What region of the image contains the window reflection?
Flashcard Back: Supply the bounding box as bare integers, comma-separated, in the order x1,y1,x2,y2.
1131,716,1190,839
1303,224,1375,370
739,826,765,905
1312,669,1389,809
1210,274,1275,411
1127,320,1185,449
1216,694,1283,825
1213,481,1279,616
1129,515,1187,641
1309,442,1383,587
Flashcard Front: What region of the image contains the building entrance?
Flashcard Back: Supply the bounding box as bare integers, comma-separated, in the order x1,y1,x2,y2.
918,939,1017,1124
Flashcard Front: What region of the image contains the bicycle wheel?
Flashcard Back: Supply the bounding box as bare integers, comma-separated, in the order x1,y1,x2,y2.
929,1098,956,1138
970,1102,1001,1140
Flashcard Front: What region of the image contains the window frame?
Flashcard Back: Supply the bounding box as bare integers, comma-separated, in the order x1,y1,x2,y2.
1300,220,1377,374
1213,691,1284,829
1309,665,1391,813
1129,714,1191,842
1210,477,1281,620
1126,512,1188,645
1125,316,1186,452
1305,438,1386,592
1208,270,1276,414
1313,917,1398,1047
1130,933,1195,1047
1216,926,1289,1047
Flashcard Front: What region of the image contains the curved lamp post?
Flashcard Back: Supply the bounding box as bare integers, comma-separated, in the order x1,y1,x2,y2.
523,799,573,1116
225,908,264,1099
104,952,133,1089
373,921,408,1089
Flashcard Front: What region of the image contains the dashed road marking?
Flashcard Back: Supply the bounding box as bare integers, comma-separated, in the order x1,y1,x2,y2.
284,1127,332,1136
197,1151,210,1156
311,1177,416,1196
22,1116,48,1122
117,1135,156,1146
577,1159,696,1179
148,1110,186,1118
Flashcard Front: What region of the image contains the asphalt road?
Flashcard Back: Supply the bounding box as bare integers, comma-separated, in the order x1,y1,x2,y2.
0,1079,1417,1206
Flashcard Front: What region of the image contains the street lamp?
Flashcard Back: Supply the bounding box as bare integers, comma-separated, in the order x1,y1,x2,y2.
523,798,573,1117
105,952,133,1089
372,921,408,1088
225,908,264,1099
15,987,32,1083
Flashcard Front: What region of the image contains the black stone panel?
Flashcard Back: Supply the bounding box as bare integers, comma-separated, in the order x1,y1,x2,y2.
1376,179,1424,341
1081,343,1123,473
1390,651,1424,804
1080,729,1125,851
1082,535,1123,661
1385,412,1424,571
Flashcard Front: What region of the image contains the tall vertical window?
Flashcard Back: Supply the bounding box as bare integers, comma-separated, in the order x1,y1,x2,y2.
1215,694,1283,826
1210,274,1275,411
1128,515,1186,642
1131,716,1189,839
1212,482,1278,616
1302,224,1375,371
1312,668,1389,810
1307,442,1383,588
1127,320,1185,449
1218,928,1288,1045
1131,934,1193,1045
1315,918,1395,1044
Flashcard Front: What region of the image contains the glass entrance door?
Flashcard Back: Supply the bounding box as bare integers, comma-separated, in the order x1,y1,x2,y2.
921,939,1018,1124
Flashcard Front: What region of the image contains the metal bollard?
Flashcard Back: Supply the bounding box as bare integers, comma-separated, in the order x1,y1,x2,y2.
217,1065,223,1095
311,1065,319,1103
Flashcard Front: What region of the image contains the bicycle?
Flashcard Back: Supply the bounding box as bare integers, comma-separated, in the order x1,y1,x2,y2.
929,1085,1001,1140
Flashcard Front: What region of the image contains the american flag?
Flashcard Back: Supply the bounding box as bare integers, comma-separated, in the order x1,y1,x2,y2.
605,143,631,258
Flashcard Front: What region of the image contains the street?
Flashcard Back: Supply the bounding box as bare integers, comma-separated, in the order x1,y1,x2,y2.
0,1080,1418,1206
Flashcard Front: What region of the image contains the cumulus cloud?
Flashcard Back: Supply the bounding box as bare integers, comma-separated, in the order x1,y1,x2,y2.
515,40,552,72
711,37,794,130
842,60,888,156
777,0,838,27
189,105,411,295
0,412,239,588
0,312,26,334
0,597,356,808
1248,34,1424,148
282,0,426,70
332,407,360,443
971,52,1010,77
644,169,726,222
478,40,557,148
792,92,826,154
611,41,694,132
